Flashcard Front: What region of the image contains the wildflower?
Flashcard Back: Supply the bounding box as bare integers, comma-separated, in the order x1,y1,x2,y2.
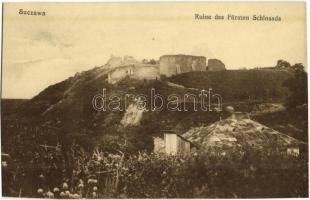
62,182,68,190
39,174,44,179
92,191,97,198
46,191,54,198
37,188,43,194
78,183,84,188
53,187,59,193
122,167,128,171
59,192,65,198
65,190,70,197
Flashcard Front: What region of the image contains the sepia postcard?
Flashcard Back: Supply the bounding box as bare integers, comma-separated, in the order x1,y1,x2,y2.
1,1,308,198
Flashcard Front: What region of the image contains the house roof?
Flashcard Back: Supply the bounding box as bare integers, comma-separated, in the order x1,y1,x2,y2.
162,130,196,146
182,116,305,151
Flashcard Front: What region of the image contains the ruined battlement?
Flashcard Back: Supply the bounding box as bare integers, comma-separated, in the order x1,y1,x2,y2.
106,54,225,83
107,64,159,84
106,55,139,67
207,59,226,71
159,54,206,77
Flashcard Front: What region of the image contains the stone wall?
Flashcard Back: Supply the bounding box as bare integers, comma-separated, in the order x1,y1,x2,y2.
207,59,226,71
108,64,159,84
106,55,139,67
107,55,225,83
132,65,160,81
159,55,206,77
108,65,134,84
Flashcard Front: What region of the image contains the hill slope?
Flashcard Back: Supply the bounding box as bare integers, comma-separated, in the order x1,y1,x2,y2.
4,65,296,152
168,69,293,102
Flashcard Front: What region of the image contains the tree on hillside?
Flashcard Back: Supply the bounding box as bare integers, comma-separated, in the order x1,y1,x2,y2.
276,60,291,68
142,59,157,65
148,59,157,65
282,63,307,108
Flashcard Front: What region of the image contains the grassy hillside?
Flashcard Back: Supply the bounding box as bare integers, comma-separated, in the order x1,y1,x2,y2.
1,99,28,116
253,107,308,142
2,66,298,153
168,69,293,102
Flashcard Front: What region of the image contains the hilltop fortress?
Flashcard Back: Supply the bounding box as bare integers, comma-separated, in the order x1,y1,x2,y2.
159,55,206,77
106,54,226,84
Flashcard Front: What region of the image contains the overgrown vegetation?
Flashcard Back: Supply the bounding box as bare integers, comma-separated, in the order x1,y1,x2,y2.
282,64,307,109
2,142,308,198
254,107,308,142
169,69,293,102
1,63,308,198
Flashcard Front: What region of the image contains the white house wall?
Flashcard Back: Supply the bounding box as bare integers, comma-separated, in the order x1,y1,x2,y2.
165,134,178,155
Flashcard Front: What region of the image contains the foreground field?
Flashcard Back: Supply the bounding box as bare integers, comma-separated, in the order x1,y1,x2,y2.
2,120,308,198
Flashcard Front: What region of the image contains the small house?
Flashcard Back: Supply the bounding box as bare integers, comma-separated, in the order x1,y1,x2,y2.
154,130,194,156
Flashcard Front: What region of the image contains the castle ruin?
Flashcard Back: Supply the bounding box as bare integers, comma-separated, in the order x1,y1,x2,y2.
107,64,159,84
106,54,225,84
106,55,139,67
159,55,206,77
207,59,226,71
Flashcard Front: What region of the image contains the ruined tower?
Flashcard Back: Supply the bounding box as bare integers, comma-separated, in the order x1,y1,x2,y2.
159,54,206,77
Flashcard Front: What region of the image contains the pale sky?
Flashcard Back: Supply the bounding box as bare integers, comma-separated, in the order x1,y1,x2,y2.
2,2,307,98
